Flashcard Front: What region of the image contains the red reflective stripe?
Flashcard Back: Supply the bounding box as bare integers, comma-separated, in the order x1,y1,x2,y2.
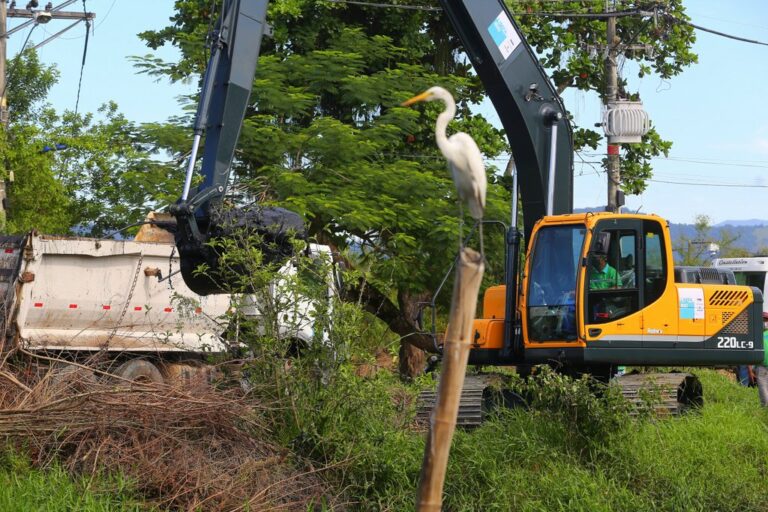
607,144,620,155
134,306,142,311
68,304,78,309
4,248,13,254
34,302,43,308
164,307,173,313
102,305,111,310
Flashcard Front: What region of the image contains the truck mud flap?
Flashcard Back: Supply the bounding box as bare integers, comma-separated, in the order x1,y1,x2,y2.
0,235,28,338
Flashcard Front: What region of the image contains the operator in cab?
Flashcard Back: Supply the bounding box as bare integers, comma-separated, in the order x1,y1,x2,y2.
589,253,619,290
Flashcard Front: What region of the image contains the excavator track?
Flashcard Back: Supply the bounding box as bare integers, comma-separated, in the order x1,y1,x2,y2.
415,371,703,430
414,374,492,430
612,372,703,416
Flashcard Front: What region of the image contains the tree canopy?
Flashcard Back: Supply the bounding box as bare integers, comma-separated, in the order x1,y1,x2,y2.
0,0,701,376
137,0,514,375
0,48,180,236
131,0,700,376
513,0,695,195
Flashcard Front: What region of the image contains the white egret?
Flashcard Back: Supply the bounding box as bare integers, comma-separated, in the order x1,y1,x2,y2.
402,86,487,255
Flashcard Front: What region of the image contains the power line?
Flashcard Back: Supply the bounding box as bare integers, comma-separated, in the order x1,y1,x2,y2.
574,164,768,188
324,0,440,11
42,0,114,39
517,9,643,19
582,152,768,169
648,178,768,188
661,157,768,170
94,0,116,30
663,13,768,47
73,0,90,115
688,12,768,32
324,0,768,48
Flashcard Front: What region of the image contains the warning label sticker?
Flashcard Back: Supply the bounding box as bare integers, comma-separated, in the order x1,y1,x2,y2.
488,11,521,59
678,288,705,320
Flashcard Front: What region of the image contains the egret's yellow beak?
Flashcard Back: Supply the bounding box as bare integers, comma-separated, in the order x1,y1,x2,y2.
400,91,431,107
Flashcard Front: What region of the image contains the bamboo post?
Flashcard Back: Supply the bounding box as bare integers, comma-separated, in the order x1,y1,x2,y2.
416,247,485,511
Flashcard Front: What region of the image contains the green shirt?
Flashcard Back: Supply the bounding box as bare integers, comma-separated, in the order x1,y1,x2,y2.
763,330,768,367
589,263,619,290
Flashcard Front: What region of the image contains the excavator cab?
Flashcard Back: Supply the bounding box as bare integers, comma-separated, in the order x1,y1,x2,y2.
470,212,764,369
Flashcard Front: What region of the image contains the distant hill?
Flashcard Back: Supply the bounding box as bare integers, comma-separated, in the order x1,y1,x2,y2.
715,219,768,227
573,207,768,254
669,222,768,255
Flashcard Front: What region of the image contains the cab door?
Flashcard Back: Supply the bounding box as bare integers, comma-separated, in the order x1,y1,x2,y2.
582,219,643,347
638,219,679,346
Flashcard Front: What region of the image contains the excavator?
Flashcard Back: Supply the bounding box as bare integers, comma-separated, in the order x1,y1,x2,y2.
169,0,764,420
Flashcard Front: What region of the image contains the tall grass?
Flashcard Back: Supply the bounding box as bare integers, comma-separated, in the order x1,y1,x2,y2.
0,451,145,511
256,359,768,511
228,244,768,510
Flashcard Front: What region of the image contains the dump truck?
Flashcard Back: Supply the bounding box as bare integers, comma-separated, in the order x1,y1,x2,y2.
0,222,335,383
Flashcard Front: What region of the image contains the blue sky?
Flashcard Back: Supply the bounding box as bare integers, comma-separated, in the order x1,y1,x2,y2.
5,0,768,225
5,1,195,122
563,0,768,225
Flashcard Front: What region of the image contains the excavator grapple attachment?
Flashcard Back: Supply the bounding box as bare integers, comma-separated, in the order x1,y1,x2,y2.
174,205,306,295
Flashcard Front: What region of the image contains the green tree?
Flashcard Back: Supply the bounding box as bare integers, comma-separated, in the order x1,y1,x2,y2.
51,105,183,237
673,214,747,265
137,0,510,377
135,0,699,377
512,0,696,196
0,47,179,236
0,50,72,233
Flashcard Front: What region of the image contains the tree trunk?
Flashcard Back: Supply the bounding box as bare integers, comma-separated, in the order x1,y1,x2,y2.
399,342,426,381
331,247,440,379
341,275,438,379
397,289,433,380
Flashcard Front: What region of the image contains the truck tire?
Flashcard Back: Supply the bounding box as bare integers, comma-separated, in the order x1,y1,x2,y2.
48,362,96,392
112,359,164,384
162,362,212,386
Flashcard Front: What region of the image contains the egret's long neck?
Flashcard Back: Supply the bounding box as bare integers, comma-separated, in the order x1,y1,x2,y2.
434,95,457,158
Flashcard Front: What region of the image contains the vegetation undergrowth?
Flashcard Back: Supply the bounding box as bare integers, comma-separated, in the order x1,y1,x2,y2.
0,451,146,512
216,239,768,511
251,346,768,511
6,235,764,511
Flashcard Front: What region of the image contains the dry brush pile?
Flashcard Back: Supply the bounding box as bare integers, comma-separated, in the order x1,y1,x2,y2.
0,352,333,511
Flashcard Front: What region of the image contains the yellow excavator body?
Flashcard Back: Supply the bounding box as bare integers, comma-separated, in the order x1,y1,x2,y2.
469,212,762,367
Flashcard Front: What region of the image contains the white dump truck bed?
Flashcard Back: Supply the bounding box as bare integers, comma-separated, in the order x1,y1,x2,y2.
0,233,230,353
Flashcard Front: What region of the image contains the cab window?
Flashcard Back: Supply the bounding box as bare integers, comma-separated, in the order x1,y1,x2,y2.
527,225,585,342
644,221,667,306
587,228,640,324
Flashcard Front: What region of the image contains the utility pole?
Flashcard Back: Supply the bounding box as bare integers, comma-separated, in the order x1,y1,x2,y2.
605,0,620,213
592,2,651,214
0,1,8,219
0,1,95,228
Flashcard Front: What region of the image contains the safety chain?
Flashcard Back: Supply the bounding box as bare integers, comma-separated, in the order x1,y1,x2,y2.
102,253,144,350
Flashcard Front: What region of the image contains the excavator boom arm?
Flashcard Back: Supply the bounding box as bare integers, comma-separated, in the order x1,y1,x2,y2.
438,0,573,241
172,0,574,295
